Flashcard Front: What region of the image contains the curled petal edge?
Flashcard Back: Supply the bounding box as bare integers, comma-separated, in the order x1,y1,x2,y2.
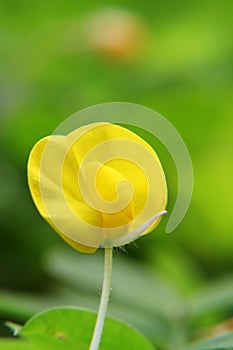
103,210,167,247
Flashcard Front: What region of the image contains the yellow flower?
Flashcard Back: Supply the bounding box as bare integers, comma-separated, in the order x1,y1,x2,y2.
27,123,167,253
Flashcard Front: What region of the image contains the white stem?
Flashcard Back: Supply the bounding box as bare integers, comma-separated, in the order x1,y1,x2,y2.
89,247,113,350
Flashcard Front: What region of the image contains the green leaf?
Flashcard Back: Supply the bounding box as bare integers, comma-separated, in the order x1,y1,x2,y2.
0,307,155,350
0,341,32,350
189,277,233,319
186,332,233,350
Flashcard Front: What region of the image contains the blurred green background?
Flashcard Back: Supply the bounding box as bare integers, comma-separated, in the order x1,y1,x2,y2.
0,1,232,349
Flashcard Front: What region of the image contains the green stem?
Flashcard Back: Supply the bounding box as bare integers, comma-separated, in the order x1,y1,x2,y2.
89,247,113,350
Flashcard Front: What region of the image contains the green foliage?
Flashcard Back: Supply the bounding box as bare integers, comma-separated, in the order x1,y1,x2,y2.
0,307,155,350
186,332,233,350
0,0,233,349
1,247,233,349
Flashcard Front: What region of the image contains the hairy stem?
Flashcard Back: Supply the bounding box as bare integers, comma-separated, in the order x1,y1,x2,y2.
89,247,113,350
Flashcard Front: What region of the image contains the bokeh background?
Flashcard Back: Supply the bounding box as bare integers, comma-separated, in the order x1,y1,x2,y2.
0,1,232,349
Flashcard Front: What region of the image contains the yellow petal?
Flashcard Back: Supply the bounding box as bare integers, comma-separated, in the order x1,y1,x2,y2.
27,136,97,253
27,122,167,250
86,161,134,229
